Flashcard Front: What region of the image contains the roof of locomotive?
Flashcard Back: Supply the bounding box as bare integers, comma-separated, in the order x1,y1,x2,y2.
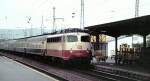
47,32,89,38
14,28,89,40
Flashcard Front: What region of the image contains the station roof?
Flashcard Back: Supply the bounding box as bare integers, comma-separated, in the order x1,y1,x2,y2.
85,15,150,37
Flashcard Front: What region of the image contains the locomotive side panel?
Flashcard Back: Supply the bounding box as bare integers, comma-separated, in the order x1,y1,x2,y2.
46,36,63,58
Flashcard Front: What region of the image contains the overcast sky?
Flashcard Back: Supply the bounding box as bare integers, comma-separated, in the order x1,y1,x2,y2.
0,0,150,30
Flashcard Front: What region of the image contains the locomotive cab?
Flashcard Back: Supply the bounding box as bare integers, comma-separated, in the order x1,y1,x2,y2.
63,33,92,61
45,32,92,64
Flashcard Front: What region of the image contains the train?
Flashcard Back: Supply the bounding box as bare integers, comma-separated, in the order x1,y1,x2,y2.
0,28,92,65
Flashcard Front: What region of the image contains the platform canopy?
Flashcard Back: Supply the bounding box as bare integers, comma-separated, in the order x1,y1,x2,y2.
85,15,150,37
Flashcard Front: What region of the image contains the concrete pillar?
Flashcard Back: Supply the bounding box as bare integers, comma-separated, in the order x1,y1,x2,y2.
115,36,118,64
95,34,99,51
143,34,147,48
96,34,99,43
141,34,147,62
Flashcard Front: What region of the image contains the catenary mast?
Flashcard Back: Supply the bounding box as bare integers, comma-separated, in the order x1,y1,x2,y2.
80,0,84,29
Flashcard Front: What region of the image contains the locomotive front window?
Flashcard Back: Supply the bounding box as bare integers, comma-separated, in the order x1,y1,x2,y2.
67,35,78,42
81,36,90,42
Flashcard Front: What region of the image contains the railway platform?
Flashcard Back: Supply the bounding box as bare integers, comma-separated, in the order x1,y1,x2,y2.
0,55,58,81
96,63,150,76
92,56,150,80
95,62,150,80
93,56,150,74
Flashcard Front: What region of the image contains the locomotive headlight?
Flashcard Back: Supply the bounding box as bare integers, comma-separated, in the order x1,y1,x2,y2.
70,50,73,53
86,50,89,53
70,48,73,53
86,48,89,53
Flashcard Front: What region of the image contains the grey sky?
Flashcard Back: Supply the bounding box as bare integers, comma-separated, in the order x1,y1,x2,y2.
0,0,150,30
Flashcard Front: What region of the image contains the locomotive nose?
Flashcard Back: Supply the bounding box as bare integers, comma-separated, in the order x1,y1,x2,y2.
71,50,91,57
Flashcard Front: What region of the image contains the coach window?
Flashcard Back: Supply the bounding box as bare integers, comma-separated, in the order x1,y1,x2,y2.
67,35,78,42
47,38,51,42
81,36,90,42
51,38,54,42
47,37,61,42
54,37,61,42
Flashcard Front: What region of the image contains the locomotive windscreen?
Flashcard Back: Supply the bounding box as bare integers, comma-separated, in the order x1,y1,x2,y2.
81,36,90,42
67,35,78,42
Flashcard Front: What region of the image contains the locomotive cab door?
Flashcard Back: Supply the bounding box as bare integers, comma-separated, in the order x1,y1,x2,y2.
61,36,65,57
42,37,47,56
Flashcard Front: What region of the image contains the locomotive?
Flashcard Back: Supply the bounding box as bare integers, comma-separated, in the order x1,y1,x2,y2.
0,28,92,64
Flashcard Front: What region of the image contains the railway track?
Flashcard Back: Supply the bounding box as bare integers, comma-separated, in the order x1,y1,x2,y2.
89,69,140,81
94,65,150,81
1,52,150,81
72,68,141,81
